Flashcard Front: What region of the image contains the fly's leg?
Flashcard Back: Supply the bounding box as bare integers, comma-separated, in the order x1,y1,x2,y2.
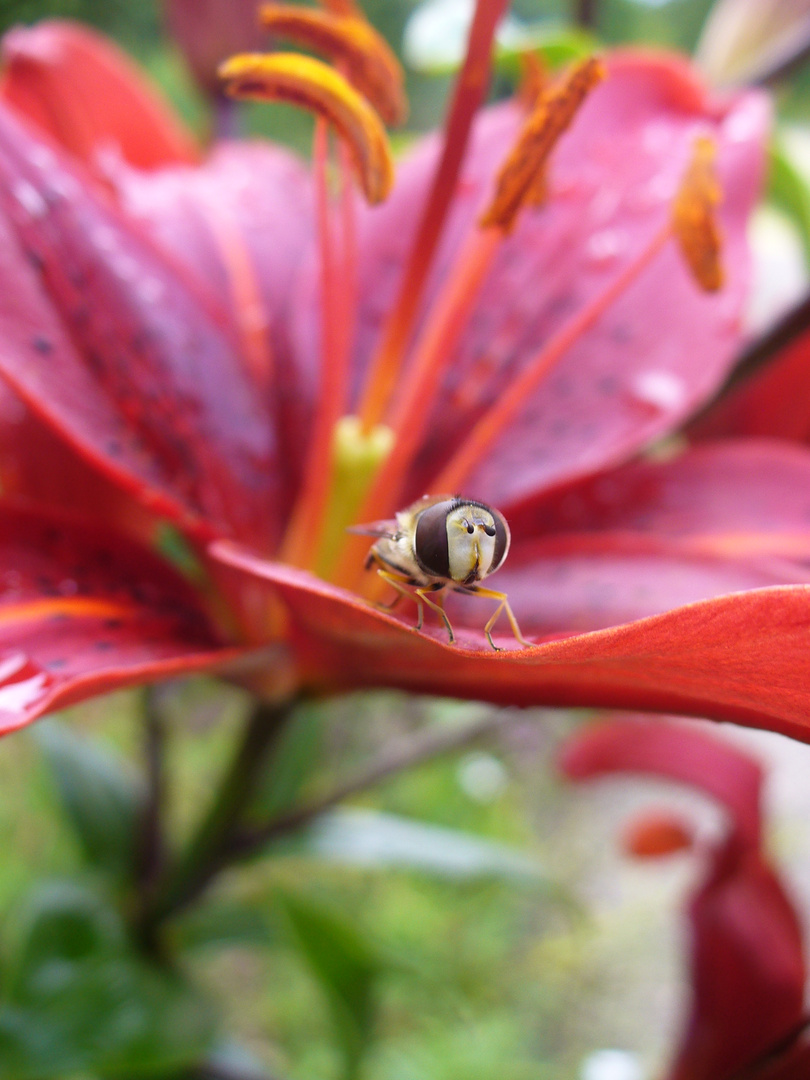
376,569,424,629
416,587,454,644
466,585,531,651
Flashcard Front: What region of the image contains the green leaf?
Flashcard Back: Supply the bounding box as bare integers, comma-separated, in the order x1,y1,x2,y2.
9,880,126,1002
173,901,277,952
32,720,142,880
768,134,810,268
277,890,380,1080
297,808,543,881
247,702,322,822
0,881,215,1078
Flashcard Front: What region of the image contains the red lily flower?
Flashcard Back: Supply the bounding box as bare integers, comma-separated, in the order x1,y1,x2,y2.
0,4,809,740
561,718,810,1080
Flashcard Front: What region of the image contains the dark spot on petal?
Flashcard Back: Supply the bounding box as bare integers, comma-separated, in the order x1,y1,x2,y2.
32,335,54,355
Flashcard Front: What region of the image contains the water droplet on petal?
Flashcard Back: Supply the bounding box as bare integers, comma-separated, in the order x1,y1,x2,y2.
0,653,56,729
631,370,687,411
12,179,47,219
586,228,627,267
723,104,761,144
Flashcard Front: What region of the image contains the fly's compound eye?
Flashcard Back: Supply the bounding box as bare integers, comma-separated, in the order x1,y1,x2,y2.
413,498,512,582
412,499,455,578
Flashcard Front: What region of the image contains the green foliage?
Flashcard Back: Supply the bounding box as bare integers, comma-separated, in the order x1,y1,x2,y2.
0,880,215,1078
769,134,810,267
32,720,142,883
247,701,324,823
278,890,382,1080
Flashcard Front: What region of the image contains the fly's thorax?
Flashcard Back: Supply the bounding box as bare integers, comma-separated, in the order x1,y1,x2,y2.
412,498,510,585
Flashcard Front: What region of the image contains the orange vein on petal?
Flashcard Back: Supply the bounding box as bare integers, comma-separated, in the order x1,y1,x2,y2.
219,52,393,204
259,4,406,126
671,134,724,292
204,208,274,389
0,597,143,627
480,56,606,233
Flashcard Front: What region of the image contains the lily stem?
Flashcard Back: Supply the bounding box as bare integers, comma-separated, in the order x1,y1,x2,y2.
229,708,516,859
572,0,598,30
136,686,168,895
137,696,297,937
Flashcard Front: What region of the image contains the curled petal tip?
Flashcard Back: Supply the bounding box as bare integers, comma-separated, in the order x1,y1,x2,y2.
219,52,394,204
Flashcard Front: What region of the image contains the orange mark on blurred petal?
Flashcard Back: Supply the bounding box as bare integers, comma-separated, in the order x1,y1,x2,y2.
672,134,724,292
480,56,606,233
259,3,406,126
623,810,694,858
219,52,394,204
0,597,140,627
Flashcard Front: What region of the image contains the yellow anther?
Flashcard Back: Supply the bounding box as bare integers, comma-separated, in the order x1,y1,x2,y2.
517,51,548,109
260,3,406,126
219,52,394,204
671,135,724,292
480,56,606,234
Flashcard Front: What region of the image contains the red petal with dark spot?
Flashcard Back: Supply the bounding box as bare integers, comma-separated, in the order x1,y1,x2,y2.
209,543,810,744
0,102,279,550
109,141,316,511
0,504,237,733
0,19,199,169
507,439,810,552
491,532,808,634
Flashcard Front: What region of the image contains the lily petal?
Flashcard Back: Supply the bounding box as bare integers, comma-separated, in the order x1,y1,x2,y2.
490,533,809,633
0,102,279,549
0,19,198,169
507,439,810,556
562,719,808,1080
0,505,237,734
691,317,810,443
208,543,810,743
108,141,315,510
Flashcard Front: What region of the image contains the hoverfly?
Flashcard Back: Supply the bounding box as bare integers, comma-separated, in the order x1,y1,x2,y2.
350,495,530,650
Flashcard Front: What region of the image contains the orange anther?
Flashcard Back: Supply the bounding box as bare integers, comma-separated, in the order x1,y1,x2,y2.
260,3,405,126
480,56,606,234
671,134,724,292
219,52,394,204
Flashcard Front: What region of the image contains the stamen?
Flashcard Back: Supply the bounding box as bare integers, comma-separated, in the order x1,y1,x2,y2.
279,118,342,568
671,134,724,292
219,52,393,204
355,0,512,432
480,56,606,233
259,3,406,126
355,225,503,524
